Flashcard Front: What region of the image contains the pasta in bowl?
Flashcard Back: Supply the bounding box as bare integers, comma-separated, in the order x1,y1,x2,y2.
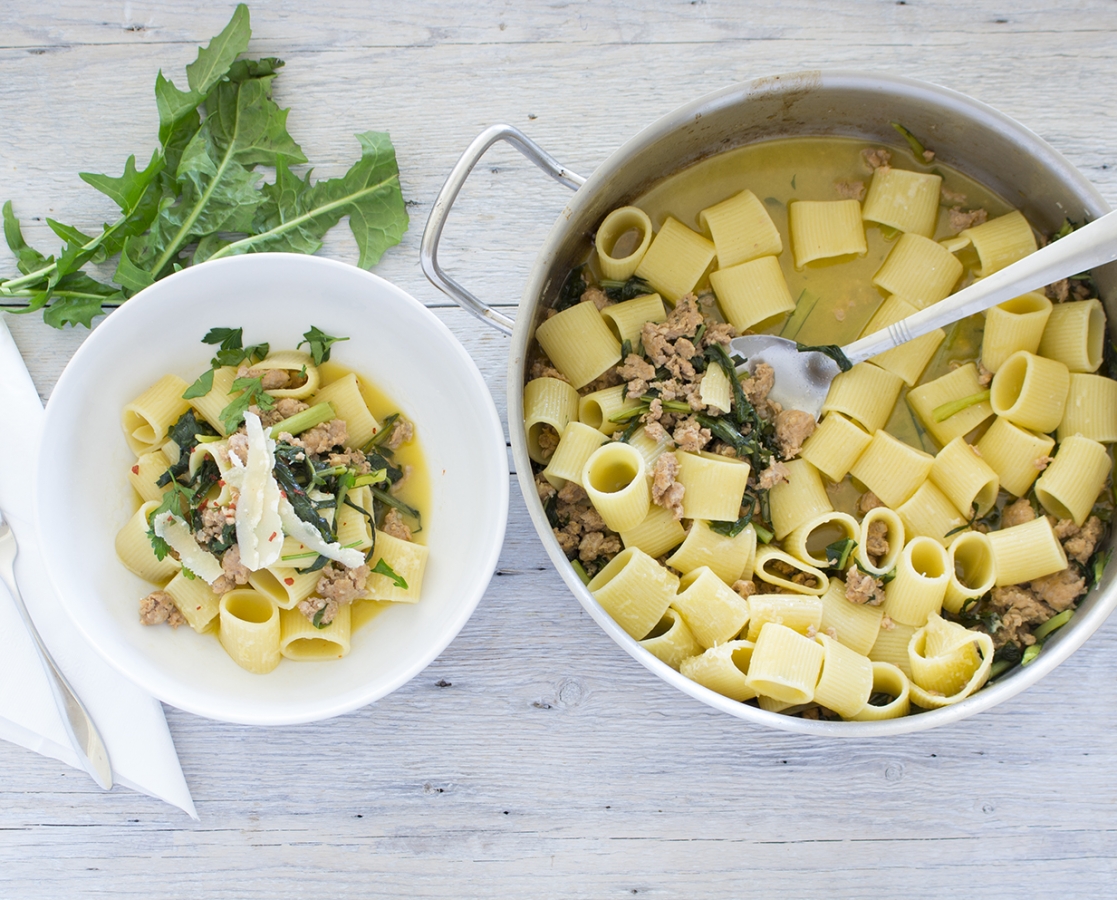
37,254,507,725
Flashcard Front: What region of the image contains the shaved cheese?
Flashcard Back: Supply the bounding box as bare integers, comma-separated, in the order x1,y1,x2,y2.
235,411,284,570
152,512,224,584
278,497,365,569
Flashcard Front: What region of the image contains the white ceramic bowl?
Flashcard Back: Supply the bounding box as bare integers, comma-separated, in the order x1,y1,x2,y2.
37,254,508,725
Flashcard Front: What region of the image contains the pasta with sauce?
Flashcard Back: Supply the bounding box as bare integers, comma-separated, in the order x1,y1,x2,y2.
526,135,1114,720
116,327,428,674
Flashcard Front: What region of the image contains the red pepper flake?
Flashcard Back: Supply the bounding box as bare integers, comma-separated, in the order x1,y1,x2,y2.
269,531,278,542
283,577,294,586
131,465,140,475
280,490,287,499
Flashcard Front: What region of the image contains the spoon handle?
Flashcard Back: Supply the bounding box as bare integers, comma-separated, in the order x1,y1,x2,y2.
842,209,1117,365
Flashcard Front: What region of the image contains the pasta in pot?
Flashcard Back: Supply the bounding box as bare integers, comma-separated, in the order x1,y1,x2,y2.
117,327,428,673
526,134,1116,720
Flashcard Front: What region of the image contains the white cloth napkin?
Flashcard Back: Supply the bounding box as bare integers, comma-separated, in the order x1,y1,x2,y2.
0,314,196,818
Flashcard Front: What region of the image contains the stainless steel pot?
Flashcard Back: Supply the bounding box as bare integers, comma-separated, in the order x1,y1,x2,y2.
421,70,1117,734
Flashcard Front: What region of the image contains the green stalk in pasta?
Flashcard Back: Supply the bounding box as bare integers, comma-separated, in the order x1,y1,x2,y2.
271,401,335,437
932,389,990,423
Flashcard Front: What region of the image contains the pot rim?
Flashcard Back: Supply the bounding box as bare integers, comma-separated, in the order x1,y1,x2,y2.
508,69,1115,735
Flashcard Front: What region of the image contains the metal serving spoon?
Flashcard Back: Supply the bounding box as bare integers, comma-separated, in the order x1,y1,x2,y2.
729,209,1117,417
0,507,113,790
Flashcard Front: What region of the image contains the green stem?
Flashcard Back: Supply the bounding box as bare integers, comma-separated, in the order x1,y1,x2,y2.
207,175,401,260
932,389,990,423
270,401,335,436
151,148,234,276
0,216,125,293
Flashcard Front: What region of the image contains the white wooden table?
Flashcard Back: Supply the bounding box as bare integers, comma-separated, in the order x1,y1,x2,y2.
3,2,1117,896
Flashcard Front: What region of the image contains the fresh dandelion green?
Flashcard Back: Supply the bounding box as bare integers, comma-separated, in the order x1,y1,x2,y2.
0,4,407,329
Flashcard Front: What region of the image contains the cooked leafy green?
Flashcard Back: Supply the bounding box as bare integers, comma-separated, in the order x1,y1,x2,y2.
371,557,408,589
298,326,348,365
219,375,275,433
0,4,407,328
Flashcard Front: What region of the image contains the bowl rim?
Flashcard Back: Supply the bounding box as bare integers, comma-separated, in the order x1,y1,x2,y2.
37,253,509,725
507,69,1117,735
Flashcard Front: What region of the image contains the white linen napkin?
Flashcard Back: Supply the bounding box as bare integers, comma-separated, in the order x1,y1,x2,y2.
0,314,196,818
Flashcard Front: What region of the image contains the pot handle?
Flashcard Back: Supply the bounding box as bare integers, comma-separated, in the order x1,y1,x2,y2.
421,124,586,335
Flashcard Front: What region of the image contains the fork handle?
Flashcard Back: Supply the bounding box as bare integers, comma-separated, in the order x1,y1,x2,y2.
843,209,1117,365
0,564,114,790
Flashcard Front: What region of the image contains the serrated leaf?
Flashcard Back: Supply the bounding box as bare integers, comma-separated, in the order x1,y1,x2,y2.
235,132,407,267
185,3,251,95
7,291,51,315
42,295,105,329
193,232,232,264
225,57,284,84
115,237,157,293
55,271,124,299
205,77,306,167
2,201,51,276
154,71,203,149
79,150,164,213
46,218,95,246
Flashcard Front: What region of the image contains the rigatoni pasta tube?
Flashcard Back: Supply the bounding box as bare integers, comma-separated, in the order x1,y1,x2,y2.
882,536,950,627
122,374,192,455
861,294,943,386
745,623,825,705
681,641,757,702
535,301,622,389
943,531,996,615
674,567,751,648
783,511,860,568
311,373,380,448
861,167,941,237
366,530,428,602
279,603,351,661
929,435,999,518
908,614,994,709
896,480,968,547
872,233,962,309
746,593,824,642
869,622,917,677
666,521,756,585
813,634,874,719
578,384,640,437
1039,298,1105,373
639,607,704,670
820,363,903,434
699,364,732,414
849,430,934,508
582,442,650,533
128,449,171,504
981,292,1052,373
676,450,750,522
628,424,672,470
850,662,911,721
962,210,1036,277
162,570,220,634
788,199,867,268
187,366,237,434
975,416,1055,498
709,255,796,332
600,293,666,345
987,516,1068,586
587,547,679,640
542,421,607,489
594,206,653,282
800,412,872,482
217,589,281,674
633,217,716,302
990,350,1069,434
249,565,320,611
698,188,782,267
116,501,180,583
1034,434,1110,525
769,458,832,540
253,350,319,399
1058,373,1117,443
856,507,904,576
619,504,686,559
753,545,828,597
907,363,994,447
819,577,885,656
524,376,580,464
